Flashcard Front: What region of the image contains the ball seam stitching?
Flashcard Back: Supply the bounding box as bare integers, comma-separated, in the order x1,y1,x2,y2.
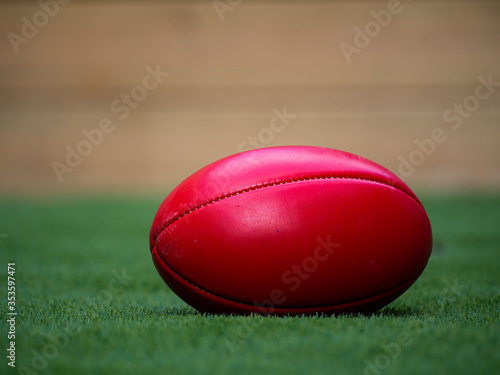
153,174,420,240
154,245,425,312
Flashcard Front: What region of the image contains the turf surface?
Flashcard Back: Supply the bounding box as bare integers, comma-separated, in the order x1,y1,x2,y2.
0,193,499,375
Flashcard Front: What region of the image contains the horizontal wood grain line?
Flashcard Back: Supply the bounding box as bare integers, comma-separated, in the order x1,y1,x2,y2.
1,86,499,114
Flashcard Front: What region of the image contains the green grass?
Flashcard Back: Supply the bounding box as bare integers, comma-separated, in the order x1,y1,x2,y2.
0,192,499,375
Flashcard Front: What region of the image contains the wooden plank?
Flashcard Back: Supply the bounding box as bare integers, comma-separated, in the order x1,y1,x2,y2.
0,113,499,191
1,1,499,87
1,86,500,115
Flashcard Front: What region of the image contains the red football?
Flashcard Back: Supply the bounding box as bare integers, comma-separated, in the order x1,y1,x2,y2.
149,146,433,315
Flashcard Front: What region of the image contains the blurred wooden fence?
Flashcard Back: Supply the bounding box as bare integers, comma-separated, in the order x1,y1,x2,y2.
0,1,499,192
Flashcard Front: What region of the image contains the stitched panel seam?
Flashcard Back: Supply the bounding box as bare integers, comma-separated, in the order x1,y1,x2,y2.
153,174,418,240
154,245,424,311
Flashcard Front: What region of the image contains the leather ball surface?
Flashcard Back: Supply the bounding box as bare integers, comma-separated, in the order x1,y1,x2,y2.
149,146,433,315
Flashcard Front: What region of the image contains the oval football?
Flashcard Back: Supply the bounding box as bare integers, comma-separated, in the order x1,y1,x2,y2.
150,146,433,315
